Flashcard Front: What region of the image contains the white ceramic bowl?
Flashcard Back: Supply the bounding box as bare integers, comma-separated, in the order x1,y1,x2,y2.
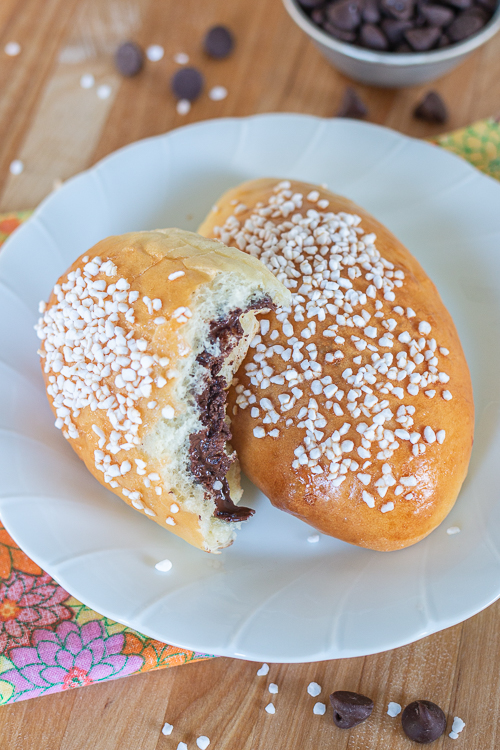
283,0,500,87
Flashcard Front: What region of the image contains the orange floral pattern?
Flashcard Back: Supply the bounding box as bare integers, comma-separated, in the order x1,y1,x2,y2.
0,519,213,705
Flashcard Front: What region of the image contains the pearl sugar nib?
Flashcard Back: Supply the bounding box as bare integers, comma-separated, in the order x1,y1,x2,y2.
308,682,322,697
155,558,173,572
220,181,454,518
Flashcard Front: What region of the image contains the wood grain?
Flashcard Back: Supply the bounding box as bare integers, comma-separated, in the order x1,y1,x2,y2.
1,0,500,747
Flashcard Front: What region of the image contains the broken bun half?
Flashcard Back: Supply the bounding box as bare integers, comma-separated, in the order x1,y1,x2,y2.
36,227,290,552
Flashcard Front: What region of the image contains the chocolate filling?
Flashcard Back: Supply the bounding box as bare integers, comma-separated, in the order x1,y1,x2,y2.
188,297,273,522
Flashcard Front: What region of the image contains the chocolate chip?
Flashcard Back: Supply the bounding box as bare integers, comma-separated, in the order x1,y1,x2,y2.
438,32,451,45
171,67,204,101
405,25,441,48
336,87,369,118
203,25,235,59
330,691,374,728
362,0,382,23
395,41,414,49
298,0,325,6
414,90,449,122
441,0,472,9
312,8,326,23
447,9,486,39
401,700,446,743
474,0,497,12
361,22,390,47
323,21,358,39
381,18,414,43
420,3,455,23
326,0,362,30
381,0,415,20
114,41,144,77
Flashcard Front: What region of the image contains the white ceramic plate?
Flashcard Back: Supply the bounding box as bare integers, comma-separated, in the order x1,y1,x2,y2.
1,115,500,664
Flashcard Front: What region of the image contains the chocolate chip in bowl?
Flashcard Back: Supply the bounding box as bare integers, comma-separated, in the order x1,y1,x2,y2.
284,0,500,85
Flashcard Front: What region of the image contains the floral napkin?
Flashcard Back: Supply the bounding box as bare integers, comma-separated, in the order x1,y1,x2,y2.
1,118,500,705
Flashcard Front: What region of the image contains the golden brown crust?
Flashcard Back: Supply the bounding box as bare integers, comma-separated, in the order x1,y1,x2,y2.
36,228,289,552
198,178,474,551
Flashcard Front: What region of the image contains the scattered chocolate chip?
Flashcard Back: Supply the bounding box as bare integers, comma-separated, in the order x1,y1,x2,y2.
326,0,362,30
171,67,204,101
361,21,390,46
330,691,374,729
401,700,446,744
323,21,358,39
405,25,441,49
414,90,449,122
381,0,415,20
420,3,456,24
381,18,414,43
203,25,235,59
336,87,369,117
298,0,325,6
447,9,486,39
114,41,144,77
363,0,382,23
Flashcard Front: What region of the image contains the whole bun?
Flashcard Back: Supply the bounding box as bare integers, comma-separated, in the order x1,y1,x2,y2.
198,178,474,551
36,228,290,552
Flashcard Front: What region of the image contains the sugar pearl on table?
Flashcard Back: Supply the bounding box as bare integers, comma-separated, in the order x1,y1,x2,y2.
265,703,275,714
449,716,466,739
447,526,461,535
176,99,191,115
9,159,23,175
307,534,320,543
308,682,321,697
196,736,210,749
146,44,164,61
177,743,188,750
97,84,112,99
209,85,228,101
257,663,269,676
387,702,402,717
269,683,279,694
80,73,95,88
174,52,189,64
313,702,326,715
5,41,21,56
161,723,173,735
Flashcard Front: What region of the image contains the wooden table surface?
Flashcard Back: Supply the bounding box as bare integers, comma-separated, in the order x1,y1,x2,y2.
1,0,500,747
